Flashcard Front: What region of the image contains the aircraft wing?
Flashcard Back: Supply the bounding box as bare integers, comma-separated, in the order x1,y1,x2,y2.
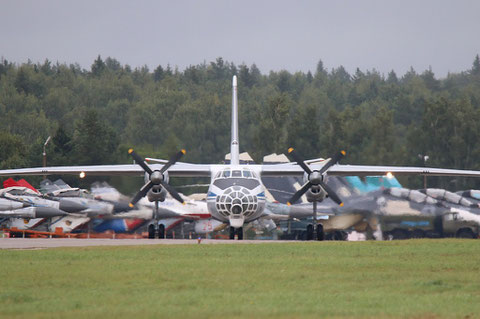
260,163,480,178
0,163,212,178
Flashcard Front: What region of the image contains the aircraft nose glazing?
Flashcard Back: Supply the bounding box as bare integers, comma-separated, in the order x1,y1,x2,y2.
215,186,259,217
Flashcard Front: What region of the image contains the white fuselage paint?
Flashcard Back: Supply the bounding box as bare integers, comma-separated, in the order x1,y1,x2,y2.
207,166,266,228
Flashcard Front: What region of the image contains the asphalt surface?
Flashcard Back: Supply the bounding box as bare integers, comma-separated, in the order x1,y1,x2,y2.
0,238,290,249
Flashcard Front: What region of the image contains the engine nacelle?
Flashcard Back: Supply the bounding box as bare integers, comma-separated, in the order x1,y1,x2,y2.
147,185,167,202
306,185,326,202
302,172,327,202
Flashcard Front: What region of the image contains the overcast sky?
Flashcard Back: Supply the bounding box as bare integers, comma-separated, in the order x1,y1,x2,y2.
1,0,479,78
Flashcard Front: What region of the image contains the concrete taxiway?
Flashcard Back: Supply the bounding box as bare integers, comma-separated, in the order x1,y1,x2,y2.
0,238,289,249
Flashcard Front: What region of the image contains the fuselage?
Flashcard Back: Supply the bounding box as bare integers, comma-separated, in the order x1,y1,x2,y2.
207,166,265,228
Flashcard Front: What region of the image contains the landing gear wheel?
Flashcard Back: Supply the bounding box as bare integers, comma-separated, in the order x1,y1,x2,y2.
236,227,243,240
148,224,155,239
457,228,475,239
158,224,165,239
334,230,347,241
411,229,425,239
229,227,235,240
316,224,324,241
306,224,314,241
391,229,409,240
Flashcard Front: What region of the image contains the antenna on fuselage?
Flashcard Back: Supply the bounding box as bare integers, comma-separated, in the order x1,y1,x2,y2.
231,75,239,166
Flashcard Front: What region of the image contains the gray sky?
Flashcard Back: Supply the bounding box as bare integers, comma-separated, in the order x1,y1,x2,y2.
1,0,479,78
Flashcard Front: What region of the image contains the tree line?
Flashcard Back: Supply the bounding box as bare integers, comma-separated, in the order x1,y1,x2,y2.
1,55,480,191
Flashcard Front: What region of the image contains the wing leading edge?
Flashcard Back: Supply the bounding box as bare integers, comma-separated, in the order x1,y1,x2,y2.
0,163,212,178
260,163,480,178
2,162,480,179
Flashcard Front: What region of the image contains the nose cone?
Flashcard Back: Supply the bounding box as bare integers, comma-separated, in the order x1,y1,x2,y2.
34,206,68,218
59,199,88,213
113,201,134,213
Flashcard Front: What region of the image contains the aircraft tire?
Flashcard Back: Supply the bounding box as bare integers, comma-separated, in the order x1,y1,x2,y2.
306,224,314,241
236,227,243,240
229,227,235,240
411,229,425,239
148,224,155,239
332,230,346,241
316,224,325,241
158,224,165,239
391,228,409,240
456,228,476,239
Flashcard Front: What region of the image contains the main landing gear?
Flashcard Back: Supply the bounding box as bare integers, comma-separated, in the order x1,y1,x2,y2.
147,201,166,239
305,201,325,241
229,226,243,240
148,223,165,239
305,223,324,241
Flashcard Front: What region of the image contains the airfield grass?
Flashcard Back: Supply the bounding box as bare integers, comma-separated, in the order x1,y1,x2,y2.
1,240,480,319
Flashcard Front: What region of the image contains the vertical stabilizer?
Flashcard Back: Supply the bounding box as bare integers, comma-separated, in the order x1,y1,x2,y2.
231,76,239,165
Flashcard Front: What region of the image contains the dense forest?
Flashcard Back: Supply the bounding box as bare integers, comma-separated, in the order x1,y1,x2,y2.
1,55,480,192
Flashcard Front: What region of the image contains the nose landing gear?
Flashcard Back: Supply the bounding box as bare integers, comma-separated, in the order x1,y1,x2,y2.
229,226,243,240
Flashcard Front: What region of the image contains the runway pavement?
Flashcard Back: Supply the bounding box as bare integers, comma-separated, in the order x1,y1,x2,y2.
0,238,289,249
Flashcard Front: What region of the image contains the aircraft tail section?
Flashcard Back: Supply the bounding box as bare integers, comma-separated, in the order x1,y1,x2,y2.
230,75,239,165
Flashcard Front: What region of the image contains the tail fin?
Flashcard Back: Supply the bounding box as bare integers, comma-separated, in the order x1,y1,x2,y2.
230,75,239,165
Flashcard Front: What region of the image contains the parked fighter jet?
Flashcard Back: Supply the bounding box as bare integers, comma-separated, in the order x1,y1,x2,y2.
0,183,87,232
0,186,85,219
308,187,480,240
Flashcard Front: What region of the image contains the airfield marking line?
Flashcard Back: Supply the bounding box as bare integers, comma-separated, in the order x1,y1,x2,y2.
0,238,294,249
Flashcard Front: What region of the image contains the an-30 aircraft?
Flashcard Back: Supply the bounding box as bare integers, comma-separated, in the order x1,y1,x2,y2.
3,76,480,239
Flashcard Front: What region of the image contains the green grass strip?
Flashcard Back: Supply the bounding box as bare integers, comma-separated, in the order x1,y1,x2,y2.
1,239,480,318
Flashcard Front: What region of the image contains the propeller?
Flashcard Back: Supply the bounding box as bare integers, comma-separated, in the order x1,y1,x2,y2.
287,148,345,206
128,149,186,207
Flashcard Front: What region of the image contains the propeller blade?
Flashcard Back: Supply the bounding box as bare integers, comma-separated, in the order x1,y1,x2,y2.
129,181,154,207
160,180,185,204
319,181,343,206
288,148,312,175
128,149,153,175
318,150,346,175
287,182,312,205
160,149,186,174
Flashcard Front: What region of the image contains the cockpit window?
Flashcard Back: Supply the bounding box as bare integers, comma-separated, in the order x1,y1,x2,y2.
232,170,242,177
470,190,480,200
216,168,257,180
222,170,231,178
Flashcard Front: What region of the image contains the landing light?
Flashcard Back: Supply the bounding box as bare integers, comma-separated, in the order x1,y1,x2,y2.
386,172,394,179
79,171,86,179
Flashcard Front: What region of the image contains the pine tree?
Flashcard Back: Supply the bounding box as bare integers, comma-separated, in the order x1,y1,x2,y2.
472,54,480,76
